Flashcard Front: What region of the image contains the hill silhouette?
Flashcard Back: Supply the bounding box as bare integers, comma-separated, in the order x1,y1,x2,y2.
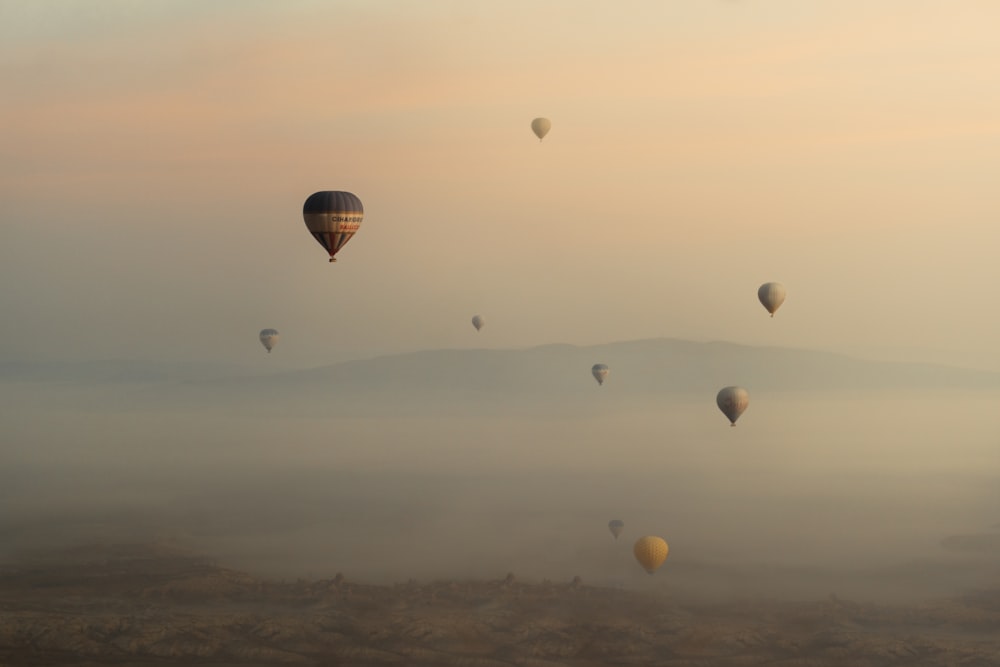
5,338,998,418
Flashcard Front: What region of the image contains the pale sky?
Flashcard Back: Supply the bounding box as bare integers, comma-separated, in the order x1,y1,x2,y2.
3,0,999,370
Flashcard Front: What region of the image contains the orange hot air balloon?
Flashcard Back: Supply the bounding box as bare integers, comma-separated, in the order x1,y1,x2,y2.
633,536,669,574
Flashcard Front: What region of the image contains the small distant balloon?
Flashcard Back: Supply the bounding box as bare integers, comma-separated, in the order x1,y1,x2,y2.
471,315,484,331
633,536,669,574
757,282,786,317
592,364,609,386
531,117,551,141
259,329,280,353
716,386,749,426
302,191,364,263
608,519,625,540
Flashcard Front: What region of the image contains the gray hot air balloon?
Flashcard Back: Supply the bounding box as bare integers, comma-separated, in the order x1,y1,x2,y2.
471,315,484,331
592,364,609,386
716,386,749,426
303,191,363,262
757,282,786,317
259,329,280,353
608,519,625,540
531,117,551,141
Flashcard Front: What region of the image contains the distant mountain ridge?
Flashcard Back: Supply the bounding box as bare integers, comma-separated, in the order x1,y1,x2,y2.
4,339,999,395
0,359,261,384
251,338,1000,395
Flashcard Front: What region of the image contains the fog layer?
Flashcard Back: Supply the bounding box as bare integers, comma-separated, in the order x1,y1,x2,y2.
2,341,999,602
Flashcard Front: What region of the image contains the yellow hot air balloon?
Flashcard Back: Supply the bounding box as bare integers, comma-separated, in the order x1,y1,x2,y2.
633,536,669,574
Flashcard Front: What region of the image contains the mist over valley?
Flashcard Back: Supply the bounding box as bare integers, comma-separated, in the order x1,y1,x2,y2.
4,339,998,603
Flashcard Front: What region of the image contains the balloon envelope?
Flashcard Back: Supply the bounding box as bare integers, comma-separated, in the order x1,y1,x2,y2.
302,191,363,262
592,363,609,386
758,282,786,317
531,117,551,141
608,519,624,539
471,315,484,331
633,536,669,574
716,386,749,426
259,329,279,353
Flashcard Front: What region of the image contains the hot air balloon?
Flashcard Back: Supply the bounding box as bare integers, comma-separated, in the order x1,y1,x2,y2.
471,315,484,331
716,386,749,426
608,519,625,540
592,364,609,386
302,191,363,262
758,282,786,317
531,117,551,141
633,536,668,574
259,329,280,353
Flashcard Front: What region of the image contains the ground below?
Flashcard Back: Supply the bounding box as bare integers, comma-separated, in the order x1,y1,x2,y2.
2,543,999,666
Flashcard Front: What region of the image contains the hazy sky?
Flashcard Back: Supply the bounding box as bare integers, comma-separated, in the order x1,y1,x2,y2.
3,0,1000,370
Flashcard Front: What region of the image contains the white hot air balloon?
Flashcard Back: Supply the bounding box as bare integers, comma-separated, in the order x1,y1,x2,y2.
592,363,609,386
716,386,749,426
259,329,280,353
531,117,551,141
757,282,786,317
471,315,484,331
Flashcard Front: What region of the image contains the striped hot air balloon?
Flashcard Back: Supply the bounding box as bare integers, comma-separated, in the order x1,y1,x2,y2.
302,191,364,262
259,329,280,353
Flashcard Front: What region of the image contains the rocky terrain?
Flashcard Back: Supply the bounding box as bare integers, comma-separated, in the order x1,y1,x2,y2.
2,544,1000,666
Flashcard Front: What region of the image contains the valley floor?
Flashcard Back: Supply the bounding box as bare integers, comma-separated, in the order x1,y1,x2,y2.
2,544,1000,666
